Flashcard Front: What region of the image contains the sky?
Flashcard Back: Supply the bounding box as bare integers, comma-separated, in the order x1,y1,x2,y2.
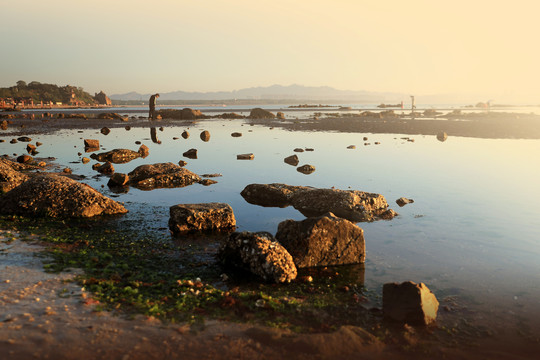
2,0,540,103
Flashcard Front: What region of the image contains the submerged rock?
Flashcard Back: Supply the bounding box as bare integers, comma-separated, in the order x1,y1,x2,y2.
169,203,236,234
241,183,392,222
91,148,142,164
276,213,366,268
0,174,127,217
218,231,297,283
383,281,439,326
128,162,201,190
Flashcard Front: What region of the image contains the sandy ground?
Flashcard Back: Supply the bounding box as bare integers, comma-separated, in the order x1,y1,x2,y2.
0,232,394,360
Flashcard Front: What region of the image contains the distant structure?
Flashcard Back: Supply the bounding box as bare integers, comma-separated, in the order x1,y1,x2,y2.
94,91,112,105
410,95,416,111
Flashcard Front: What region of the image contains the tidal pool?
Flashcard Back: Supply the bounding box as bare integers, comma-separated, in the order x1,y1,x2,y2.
2,117,540,346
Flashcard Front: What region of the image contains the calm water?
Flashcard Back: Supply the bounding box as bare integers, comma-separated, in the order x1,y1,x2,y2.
2,115,540,338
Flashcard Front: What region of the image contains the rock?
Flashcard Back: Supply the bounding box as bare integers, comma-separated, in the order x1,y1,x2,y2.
0,159,29,193
237,153,254,160
125,126,131,131
94,91,112,105
379,209,398,220
183,148,198,159
347,145,356,149
67,113,87,120
178,160,187,167
138,144,149,158
84,139,99,149
1,120,7,130
231,132,242,137
305,148,314,151
26,144,37,154
85,147,99,153
169,203,236,234
135,141,141,145
97,113,127,121
90,149,141,164
17,136,32,142
276,111,286,120
284,155,299,166
293,148,304,153
199,179,217,186
216,113,245,119
10,139,17,144
382,281,439,325
249,108,275,119
297,164,315,174
396,197,414,207
363,137,368,141
16,155,32,164
107,173,129,187
0,174,128,218
181,130,189,139
96,161,114,174
437,132,448,142
37,161,46,167
62,168,72,174
100,127,111,135
158,108,205,120
81,157,90,164
218,231,297,283
276,213,365,268
241,183,392,222
200,130,211,142
128,162,201,190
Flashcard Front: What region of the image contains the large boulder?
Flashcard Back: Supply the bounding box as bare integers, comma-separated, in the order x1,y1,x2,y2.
97,112,127,121
90,148,142,164
94,91,112,106
0,159,29,193
169,203,236,234
275,213,365,268
158,108,205,120
128,162,201,190
218,231,297,283
0,174,127,217
382,281,439,326
249,108,275,119
241,183,393,222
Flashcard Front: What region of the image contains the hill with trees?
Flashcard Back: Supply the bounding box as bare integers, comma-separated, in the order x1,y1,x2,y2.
0,81,97,105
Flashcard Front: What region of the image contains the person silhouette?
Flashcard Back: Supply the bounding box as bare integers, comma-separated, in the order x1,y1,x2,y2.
148,93,160,120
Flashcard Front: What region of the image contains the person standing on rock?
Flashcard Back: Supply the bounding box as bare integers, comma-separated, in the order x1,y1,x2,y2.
148,93,159,120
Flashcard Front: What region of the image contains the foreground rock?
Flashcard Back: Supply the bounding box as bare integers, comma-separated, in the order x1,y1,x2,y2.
200,130,211,142
241,183,393,222
383,281,439,326
0,174,127,217
275,213,365,268
284,155,299,166
90,146,149,164
128,162,201,190
0,159,29,193
218,231,297,283
169,203,236,234
84,139,99,149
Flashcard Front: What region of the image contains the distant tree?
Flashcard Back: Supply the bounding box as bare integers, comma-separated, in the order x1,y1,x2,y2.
16,80,27,88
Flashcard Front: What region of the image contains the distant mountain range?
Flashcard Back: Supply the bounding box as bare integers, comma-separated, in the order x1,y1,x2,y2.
110,84,407,103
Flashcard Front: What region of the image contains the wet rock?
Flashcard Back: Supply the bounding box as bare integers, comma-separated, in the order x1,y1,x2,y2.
10,139,17,144
293,148,304,153
136,144,148,158
107,172,129,187
347,145,356,149
276,213,366,268
178,160,187,167
284,155,299,166
237,153,254,160
67,113,87,120
200,130,211,142
396,197,414,207
0,174,127,217
85,147,99,153
26,144,37,154
95,161,115,174
241,183,392,222
62,168,72,174
17,155,32,164
125,126,131,131
437,132,448,142
363,137,368,141
97,113,128,121
379,209,398,220
91,149,141,164
1,120,7,130
158,108,205,120
199,179,217,186
81,157,90,164
215,112,245,119
100,127,111,135
305,148,314,151
218,231,297,283
0,159,29,193
17,136,32,142
37,161,46,167
169,203,236,234
183,148,198,159
297,164,315,174
277,111,286,120
135,141,141,145
383,281,439,325
128,162,201,190
84,139,99,149
249,108,275,119
181,130,189,139
231,132,242,137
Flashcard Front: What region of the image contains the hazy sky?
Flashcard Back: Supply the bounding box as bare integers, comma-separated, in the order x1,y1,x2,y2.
2,0,539,102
